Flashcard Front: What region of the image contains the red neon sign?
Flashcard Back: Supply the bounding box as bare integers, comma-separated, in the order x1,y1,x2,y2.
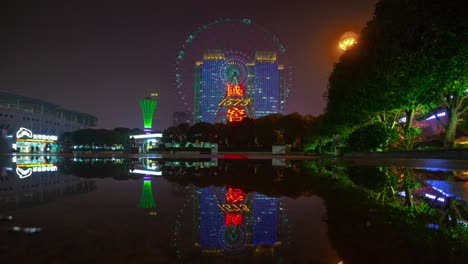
216,74,251,123
225,214,243,226
226,107,246,122
226,188,245,203
227,84,244,97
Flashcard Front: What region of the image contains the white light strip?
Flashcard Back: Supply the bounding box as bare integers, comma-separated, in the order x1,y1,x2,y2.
426,112,446,121
129,169,162,176
398,111,445,123
130,133,163,139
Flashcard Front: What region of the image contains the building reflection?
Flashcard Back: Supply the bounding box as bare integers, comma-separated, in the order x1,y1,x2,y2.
193,185,285,257
139,176,156,210
128,158,161,215
0,156,96,212
129,158,163,176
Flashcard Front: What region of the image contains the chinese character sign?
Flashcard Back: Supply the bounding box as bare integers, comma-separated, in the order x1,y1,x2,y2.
216,75,251,123
219,187,248,226
226,108,246,122
225,188,245,203
227,84,244,97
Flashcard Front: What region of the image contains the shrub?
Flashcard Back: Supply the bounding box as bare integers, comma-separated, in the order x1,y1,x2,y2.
348,122,391,152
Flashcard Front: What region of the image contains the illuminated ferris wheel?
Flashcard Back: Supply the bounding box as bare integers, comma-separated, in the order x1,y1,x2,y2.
219,50,250,86
174,18,294,117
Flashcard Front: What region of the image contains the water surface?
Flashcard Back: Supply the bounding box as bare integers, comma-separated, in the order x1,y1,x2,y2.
0,156,467,263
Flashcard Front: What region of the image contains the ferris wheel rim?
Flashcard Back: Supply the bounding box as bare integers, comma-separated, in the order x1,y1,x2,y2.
174,17,293,113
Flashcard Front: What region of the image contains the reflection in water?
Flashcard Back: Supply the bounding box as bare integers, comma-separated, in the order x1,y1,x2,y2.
139,177,156,209
174,185,286,260
0,156,96,213
0,157,466,263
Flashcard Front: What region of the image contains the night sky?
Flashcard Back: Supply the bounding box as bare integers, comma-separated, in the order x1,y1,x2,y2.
1,0,376,130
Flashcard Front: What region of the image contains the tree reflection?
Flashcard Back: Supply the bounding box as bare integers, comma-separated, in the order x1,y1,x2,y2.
304,160,467,263
57,157,467,262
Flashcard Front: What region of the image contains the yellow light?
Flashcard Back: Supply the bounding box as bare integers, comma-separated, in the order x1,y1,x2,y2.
16,163,55,168
338,31,358,51
16,139,55,143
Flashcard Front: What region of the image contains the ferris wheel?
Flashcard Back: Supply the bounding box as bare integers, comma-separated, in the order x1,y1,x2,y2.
174,18,294,115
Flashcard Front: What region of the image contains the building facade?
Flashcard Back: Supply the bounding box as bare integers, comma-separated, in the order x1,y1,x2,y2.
194,50,285,123
252,51,280,118
195,50,227,123
0,91,97,153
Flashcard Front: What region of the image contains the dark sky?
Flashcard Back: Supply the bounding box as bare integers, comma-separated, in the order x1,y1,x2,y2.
1,0,376,130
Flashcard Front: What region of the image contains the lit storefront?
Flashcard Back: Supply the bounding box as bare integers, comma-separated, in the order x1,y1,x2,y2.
129,133,163,153
13,127,59,153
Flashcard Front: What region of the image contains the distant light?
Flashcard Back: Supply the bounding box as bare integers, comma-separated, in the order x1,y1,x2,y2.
131,133,163,139
338,31,358,51
129,169,162,176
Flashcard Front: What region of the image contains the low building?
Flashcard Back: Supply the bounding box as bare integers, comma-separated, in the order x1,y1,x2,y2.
0,91,97,153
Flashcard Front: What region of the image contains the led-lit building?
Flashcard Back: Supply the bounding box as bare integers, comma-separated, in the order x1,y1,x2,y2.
0,91,97,153
194,50,285,123
252,51,280,118
195,50,227,123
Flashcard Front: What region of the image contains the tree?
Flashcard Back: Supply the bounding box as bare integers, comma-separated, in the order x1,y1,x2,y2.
325,0,467,149
162,123,190,144
187,122,214,143
254,114,282,147
226,118,255,146
278,112,307,149
430,44,468,147
212,122,227,145
347,122,393,152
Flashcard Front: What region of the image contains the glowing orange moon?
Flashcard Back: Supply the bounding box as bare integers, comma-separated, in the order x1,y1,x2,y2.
338,31,358,51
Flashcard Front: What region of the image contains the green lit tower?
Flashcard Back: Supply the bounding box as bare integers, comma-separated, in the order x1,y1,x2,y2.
139,92,158,133
139,178,156,210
